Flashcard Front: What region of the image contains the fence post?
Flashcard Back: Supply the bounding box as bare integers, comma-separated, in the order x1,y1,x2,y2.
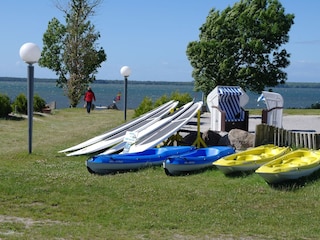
255,124,320,149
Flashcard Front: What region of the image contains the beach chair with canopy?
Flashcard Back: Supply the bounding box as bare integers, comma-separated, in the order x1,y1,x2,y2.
206,86,249,132
260,91,284,128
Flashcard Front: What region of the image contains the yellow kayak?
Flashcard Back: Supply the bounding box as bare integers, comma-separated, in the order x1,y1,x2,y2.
256,149,320,184
213,144,291,175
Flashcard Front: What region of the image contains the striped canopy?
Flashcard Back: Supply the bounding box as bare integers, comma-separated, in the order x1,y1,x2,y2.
217,86,246,121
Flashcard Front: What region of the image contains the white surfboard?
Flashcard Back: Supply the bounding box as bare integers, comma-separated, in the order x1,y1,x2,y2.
66,136,123,156
67,101,193,156
128,101,203,153
99,101,195,155
59,100,177,153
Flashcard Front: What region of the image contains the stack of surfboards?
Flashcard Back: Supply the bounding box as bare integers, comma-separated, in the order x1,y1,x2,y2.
59,100,203,156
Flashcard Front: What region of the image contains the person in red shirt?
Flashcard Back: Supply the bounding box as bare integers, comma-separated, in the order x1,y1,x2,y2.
115,91,121,102
84,86,96,113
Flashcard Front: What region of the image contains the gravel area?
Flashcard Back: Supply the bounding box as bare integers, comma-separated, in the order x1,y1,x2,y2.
184,113,320,134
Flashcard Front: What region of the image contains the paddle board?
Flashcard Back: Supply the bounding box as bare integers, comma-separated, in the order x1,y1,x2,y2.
65,101,180,156
59,100,177,153
99,101,195,155
127,101,203,153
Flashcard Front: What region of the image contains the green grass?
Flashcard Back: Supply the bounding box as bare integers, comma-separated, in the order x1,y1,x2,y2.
249,108,320,115
1,108,320,239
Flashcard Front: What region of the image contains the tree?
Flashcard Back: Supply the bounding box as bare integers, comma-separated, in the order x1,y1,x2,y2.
33,94,46,112
39,0,107,107
186,0,294,96
12,93,27,114
0,94,12,118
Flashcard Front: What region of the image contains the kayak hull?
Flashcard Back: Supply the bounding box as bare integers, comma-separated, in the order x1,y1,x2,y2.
86,146,195,174
163,146,235,176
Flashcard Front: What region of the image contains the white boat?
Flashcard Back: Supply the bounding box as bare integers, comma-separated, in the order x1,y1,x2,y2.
95,106,108,109
97,101,195,155
67,101,193,156
59,100,177,153
59,100,178,153
256,149,320,184
127,101,203,153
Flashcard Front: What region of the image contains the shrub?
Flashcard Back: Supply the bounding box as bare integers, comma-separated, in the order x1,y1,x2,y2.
0,94,12,118
12,93,27,114
134,92,193,117
169,91,193,108
11,93,46,114
133,97,153,118
33,94,46,112
310,102,320,109
153,95,170,108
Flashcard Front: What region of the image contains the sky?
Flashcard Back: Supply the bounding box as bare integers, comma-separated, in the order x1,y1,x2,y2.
0,0,319,83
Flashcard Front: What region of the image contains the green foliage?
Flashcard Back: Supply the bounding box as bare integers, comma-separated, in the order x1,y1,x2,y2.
11,93,47,114
169,91,193,108
12,93,27,114
133,96,154,118
134,91,192,117
186,0,295,96
39,0,107,107
310,102,320,109
153,95,170,107
0,93,12,118
33,94,46,112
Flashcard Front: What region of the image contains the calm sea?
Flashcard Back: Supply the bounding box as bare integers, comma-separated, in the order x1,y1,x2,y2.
0,79,319,109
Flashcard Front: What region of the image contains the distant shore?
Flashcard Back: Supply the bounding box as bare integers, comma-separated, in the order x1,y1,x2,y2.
1,77,320,88
1,77,320,109
0,77,194,86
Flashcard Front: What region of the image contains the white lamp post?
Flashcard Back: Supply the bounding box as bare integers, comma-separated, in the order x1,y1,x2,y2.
120,66,131,121
19,42,41,153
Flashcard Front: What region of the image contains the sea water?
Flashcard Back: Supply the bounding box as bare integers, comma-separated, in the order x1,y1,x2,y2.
0,79,319,109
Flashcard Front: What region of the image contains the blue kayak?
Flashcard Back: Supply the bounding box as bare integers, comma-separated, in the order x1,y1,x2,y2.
163,146,235,176
86,146,196,174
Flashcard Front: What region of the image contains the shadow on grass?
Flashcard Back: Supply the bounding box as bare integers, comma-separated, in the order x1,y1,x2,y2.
164,167,214,177
268,168,320,191
87,165,161,176
223,170,256,178
5,115,25,121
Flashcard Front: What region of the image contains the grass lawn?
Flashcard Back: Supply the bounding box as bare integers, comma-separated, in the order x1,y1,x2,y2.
0,108,320,239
